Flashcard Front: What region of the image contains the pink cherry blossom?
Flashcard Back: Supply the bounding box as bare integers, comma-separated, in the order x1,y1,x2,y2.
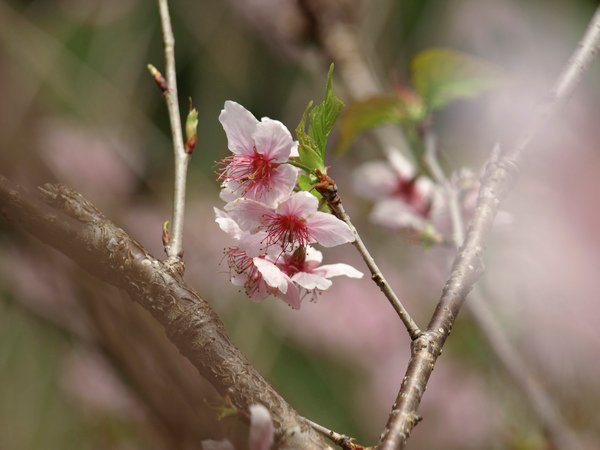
225,191,355,251
215,208,301,308
277,246,363,293
217,101,299,207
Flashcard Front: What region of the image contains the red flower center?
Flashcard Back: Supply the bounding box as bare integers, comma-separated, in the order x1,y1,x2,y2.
393,176,431,216
224,247,263,297
217,148,277,197
264,213,310,251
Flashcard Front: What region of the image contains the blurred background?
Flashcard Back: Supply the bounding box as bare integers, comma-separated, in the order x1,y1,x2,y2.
1,0,600,449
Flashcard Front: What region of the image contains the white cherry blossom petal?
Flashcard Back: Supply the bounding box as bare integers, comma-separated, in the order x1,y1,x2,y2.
276,280,301,309
305,246,323,264
225,198,273,232
289,140,299,158
312,263,363,280
277,191,318,218
306,212,355,247
249,404,275,450
253,118,294,162
219,101,258,155
291,271,332,291
257,163,298,207
214,208,243,240
253,257,288,293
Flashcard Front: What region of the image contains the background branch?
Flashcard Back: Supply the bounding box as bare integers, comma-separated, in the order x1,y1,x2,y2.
378,7,600,449
425,133,585,450
0,175,332,450
156,0,190,262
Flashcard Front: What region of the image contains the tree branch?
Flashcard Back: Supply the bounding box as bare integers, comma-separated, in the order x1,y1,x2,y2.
425,133,585,450
0,175,332,450
156,0,190,261
378,7,600,449
315,171,422,340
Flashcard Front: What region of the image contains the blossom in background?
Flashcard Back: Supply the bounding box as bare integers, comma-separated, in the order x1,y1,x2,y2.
217,101,298,207
353,159,439,233
202,404,274,450
225,191,355,251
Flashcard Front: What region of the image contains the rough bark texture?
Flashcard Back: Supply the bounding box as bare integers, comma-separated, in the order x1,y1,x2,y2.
0,176,331,450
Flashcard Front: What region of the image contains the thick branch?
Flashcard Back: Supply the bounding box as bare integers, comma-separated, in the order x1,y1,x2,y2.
378,7,600,449
0,176,331,450
157,0,190,261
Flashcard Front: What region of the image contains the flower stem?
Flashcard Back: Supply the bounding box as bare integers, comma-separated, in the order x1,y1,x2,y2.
315,171,422,340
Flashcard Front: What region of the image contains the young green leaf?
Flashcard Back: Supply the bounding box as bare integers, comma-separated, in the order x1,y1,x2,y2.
295,100,324,170
308,63,345,158
335,94,424,155
411,48,504,111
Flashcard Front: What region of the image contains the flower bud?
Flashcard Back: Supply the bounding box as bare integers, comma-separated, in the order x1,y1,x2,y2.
185,103,199,154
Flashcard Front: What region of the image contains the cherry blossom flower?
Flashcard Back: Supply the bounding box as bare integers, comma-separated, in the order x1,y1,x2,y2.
217,101,299,207
215,208,301,308
277,246,363,293
225,191,355,251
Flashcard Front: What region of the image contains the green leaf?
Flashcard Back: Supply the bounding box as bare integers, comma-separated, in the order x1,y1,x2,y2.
411,48,504,111
295,101,324,170
335,94,423,155
308,64,345,158
297,173,313,191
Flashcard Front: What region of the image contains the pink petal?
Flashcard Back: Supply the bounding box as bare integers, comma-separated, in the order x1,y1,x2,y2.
306,212,355,247
305,246,323,264
291,272,332,290
276,280,301,309
253,118,294,162
290,141,299,158
219,185,239,203
256,163,298,207
238,232,267,258
219,101,259,155
253,258,288,293
249,404,275,450
312,263,364,280
225,198,272,231
214,208,242,240
277,191,318,218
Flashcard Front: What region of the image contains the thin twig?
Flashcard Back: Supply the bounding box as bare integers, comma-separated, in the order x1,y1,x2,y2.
426,133,585,450
156,0,190,262
315,171,422,341
304,418,366,450
378,7,600,449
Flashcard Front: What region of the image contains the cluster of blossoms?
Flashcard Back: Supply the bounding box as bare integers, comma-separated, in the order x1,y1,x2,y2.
215,101,363,309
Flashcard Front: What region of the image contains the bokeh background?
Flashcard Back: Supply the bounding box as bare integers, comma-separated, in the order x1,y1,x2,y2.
1,0,600,449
